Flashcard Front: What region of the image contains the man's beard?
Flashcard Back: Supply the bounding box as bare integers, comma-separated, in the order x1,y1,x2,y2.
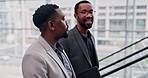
78,17,93,29
62,31,68,38
62,23,69,38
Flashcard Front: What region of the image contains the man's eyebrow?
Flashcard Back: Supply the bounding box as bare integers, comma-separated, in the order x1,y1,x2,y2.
81,9,93,11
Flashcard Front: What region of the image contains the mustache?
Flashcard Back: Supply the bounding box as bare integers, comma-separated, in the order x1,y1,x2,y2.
84,18,93,22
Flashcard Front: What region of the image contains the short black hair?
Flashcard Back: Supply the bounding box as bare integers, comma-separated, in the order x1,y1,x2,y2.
33,4,59,32
74,0,91,13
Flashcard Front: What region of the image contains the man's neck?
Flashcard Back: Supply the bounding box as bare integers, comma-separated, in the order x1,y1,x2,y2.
41,34,57,46
77,25,88,36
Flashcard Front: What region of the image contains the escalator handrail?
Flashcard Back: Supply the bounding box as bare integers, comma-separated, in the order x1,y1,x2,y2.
99,46,148,71
99,36,148,62
101,54,148,77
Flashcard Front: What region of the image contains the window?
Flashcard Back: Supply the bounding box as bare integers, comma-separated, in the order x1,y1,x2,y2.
135,32,145,38
114,6,126,10
110,31,125,38
0,2,5,9
136,19,145,30
98,13,105,16
98,31,105,37
136,12,146,16
98,19,105,26
98,6,106,10
110,19,125,30
98,19,105,37
114,13,126,16
137,5,146,9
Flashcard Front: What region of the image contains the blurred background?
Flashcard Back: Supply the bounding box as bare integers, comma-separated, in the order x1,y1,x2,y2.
0,0,148,78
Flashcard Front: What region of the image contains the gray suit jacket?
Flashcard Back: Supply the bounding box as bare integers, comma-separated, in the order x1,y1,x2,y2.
22,36,76,78
59,27,99,75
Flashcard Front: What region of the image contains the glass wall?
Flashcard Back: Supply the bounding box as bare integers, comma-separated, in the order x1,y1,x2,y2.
0,0,147,78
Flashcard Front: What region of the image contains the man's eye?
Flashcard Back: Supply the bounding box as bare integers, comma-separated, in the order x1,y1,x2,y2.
62,17,65,20
81,11,87,14
89,11,93,14
80,11,94,15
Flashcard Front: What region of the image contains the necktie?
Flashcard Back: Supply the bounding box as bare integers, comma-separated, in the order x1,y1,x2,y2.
55,49,73,78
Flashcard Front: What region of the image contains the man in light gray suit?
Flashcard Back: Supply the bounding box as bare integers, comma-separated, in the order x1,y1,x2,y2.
22,4,76,78
59,1,102,78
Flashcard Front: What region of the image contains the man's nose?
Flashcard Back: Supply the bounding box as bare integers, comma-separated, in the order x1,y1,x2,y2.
66,22,69,30
86,13,93,18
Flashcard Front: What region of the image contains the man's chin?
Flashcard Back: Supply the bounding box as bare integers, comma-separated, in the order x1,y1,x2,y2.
62,33,68,38
86,25,92,29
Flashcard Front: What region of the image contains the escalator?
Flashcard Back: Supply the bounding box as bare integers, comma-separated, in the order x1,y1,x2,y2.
99,36,148,78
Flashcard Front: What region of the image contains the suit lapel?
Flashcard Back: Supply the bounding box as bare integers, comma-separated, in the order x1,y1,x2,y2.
90,35,99,67
38,36,70,78
72,27,92,66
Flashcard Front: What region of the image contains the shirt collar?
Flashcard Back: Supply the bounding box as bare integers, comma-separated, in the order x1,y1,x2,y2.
47,41,64,52
56,42,64,51
76,26,92,38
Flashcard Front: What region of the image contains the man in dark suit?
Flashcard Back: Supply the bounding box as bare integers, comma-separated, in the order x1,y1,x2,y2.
60,0,101,78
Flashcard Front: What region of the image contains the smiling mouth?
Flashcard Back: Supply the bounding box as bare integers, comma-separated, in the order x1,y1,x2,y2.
85,19,92,24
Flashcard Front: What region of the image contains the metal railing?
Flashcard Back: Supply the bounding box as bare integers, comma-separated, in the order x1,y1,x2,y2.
99,36,148,62
99,36,148,77
101,53,148,77
99,46,148,71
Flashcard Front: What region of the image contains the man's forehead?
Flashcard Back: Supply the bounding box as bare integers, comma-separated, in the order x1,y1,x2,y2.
78,3,93,10
55,8,65,17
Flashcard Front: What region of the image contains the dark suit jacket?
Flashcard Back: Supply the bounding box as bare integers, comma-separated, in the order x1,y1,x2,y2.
59,26,99,75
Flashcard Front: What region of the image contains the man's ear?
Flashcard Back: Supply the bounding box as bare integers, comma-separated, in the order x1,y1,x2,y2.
74,13,78,19
47,21,55,31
